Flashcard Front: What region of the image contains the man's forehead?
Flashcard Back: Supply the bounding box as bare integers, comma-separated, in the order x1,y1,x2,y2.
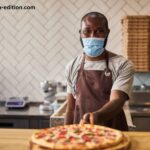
81,16,105,28
81,22,103,28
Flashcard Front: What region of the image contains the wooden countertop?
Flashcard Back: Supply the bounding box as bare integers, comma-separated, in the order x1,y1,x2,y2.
0,129,150,150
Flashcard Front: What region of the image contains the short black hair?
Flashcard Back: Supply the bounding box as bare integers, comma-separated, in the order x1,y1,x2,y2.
81,11,109,30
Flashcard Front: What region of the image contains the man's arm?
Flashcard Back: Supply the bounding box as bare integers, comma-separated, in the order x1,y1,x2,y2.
82,58,134,124
82,90,128,124
64,93,75,125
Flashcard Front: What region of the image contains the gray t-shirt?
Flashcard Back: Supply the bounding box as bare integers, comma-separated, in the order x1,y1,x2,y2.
65,53,134,99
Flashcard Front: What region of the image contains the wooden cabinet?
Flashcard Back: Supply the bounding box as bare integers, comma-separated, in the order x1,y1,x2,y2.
129,103,150,131
0,102,52,129
0,118,29,128
132,116,150,131
0,118,50,129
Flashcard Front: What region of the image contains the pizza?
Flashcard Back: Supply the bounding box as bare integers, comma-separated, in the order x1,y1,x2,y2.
31,124,123,150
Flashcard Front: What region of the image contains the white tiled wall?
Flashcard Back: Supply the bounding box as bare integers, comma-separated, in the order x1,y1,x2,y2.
0,0,150,101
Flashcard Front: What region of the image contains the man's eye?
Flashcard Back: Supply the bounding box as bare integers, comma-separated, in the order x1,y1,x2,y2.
83,30,91,34
96,29,104,34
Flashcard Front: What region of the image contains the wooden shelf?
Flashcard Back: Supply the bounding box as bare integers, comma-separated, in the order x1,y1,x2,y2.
122,15,150,72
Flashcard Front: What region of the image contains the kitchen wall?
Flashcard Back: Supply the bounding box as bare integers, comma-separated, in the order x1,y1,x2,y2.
0,0,150,101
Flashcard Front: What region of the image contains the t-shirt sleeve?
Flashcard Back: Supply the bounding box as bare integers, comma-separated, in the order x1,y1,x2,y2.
65,62,75,94
111,60,134,99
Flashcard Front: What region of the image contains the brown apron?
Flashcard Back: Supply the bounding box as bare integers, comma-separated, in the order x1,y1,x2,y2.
74,52,128,131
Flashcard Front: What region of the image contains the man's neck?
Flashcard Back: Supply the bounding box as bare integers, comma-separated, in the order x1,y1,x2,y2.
85,50,107,61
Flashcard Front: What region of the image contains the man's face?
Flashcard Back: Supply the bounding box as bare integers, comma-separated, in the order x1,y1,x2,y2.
80,16,108,38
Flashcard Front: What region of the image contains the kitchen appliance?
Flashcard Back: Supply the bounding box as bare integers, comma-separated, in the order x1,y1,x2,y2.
40,80,57,111
5,96,29,108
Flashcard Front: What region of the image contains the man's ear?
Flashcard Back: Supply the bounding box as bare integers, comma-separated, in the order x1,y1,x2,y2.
79,29,81,34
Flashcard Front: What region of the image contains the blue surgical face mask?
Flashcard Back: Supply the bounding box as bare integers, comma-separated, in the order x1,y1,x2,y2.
82,37,105,57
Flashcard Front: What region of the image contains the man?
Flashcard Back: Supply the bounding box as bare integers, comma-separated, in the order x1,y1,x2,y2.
64,12,134,131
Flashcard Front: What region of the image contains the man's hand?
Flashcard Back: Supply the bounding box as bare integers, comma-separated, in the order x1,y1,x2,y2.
79,113,90,124
79,112,100,125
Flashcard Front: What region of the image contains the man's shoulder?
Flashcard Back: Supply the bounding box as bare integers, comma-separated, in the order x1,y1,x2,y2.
66,53,83,70
108,51,133,66
115,55,133,67
107,51,134,72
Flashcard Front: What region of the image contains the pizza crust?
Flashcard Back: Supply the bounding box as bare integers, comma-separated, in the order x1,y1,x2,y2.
31,124,124,150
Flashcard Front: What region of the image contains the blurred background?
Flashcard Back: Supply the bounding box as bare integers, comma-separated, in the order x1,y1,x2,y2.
0,0,149,101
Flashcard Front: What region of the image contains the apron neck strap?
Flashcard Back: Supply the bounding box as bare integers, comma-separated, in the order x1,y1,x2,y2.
81,53,86,69
104,51,109,70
